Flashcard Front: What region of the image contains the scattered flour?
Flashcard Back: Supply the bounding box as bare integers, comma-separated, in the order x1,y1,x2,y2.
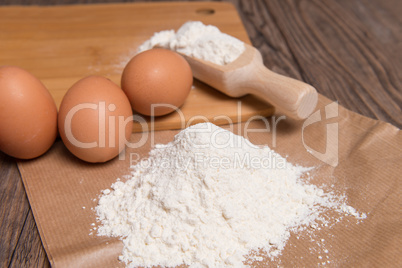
137,21,245,65
340,204,367,219
95,123,365,267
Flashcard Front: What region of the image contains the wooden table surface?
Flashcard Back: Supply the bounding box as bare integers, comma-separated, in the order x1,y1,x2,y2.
0,0,401,267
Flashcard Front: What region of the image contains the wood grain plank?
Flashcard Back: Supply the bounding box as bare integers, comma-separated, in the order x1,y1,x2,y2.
236,0,305,80
0,1,274,132
249,0,402,127
8,207,50,268
0,153,30,267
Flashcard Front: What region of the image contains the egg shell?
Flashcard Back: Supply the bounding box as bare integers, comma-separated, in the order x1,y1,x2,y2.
58,76,133,163
121,48,193,116
0,66,58,159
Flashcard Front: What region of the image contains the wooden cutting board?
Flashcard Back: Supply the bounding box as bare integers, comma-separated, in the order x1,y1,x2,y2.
0,2,274,132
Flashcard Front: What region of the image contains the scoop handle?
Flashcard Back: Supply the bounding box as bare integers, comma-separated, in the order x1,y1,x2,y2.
247,63,318,120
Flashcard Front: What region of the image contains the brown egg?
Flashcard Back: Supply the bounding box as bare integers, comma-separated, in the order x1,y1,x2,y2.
58,76,133,163
121,48,193,116
0,66,58,159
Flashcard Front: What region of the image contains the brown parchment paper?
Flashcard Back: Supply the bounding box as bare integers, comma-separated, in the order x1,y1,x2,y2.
17,94,402,267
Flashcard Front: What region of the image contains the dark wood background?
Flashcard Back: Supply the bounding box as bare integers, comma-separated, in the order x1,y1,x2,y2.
0,0,401,267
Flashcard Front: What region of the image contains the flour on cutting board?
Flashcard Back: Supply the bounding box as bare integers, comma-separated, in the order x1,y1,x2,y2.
91,21,245,75
138,21,245,65
94,123,366,268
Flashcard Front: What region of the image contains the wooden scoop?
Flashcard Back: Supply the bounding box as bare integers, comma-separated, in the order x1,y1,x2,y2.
179,43,318,120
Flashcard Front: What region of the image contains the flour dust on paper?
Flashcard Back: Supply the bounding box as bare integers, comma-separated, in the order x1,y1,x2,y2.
94,122,366,268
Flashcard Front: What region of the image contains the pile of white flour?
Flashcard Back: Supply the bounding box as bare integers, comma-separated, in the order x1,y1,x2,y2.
137,21,245,65
95,123,365,267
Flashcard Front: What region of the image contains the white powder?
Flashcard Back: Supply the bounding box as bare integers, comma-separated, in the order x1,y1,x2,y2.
340,204,367,219
95,123,364,267
137,21,245,65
